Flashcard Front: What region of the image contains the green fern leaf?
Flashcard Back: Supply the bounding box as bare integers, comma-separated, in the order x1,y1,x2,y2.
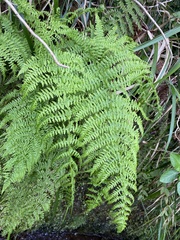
0,6,159,236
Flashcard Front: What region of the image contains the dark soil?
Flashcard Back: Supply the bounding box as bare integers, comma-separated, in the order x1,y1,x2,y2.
0,230,134,240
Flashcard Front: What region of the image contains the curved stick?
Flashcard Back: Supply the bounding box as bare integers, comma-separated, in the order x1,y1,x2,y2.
4,0,69,68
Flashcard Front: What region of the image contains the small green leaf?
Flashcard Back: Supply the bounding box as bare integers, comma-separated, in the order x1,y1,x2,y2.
160,169,179,183
177,182,180,196
170,152,180,172
173,11,180,18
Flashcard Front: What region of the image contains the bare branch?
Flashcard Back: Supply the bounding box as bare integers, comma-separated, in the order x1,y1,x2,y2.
4,0,69,68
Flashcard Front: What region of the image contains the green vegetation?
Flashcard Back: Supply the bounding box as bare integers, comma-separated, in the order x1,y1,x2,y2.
0,0,180,240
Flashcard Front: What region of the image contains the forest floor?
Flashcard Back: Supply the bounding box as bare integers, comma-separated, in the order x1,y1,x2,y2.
0,230,131,240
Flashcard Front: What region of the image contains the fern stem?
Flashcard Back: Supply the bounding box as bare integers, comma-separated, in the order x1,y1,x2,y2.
4,0,69,68
7,232,11,240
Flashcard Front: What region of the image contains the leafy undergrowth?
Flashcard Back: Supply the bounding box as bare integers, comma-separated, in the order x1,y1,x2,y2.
0,1,180,240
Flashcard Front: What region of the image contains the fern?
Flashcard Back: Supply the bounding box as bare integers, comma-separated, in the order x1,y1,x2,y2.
0,1,158,236
59,0,144,36
0,15,31,97
101,0,144,36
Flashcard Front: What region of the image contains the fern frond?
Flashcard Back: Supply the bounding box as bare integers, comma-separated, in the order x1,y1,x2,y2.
77,94,139,231
0,98,46,191
0,6,159,236
0,16,30,87
102,0,144,36
0,159,59,235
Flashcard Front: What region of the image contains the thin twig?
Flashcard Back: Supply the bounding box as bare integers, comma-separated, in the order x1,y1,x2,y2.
151,104,172,128
42,0,52,12
175,116,180,142
116,84,137,94
4,0,69,68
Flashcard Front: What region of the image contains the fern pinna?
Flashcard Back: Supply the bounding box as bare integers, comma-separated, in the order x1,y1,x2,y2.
0,1,156,236
101,0,143,36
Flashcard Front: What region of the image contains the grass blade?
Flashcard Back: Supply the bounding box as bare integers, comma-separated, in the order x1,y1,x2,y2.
165,85,177,151
54,0,58,14
150,43,158,78
156,50,172,81
134,26,180,52
156,58,180,84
